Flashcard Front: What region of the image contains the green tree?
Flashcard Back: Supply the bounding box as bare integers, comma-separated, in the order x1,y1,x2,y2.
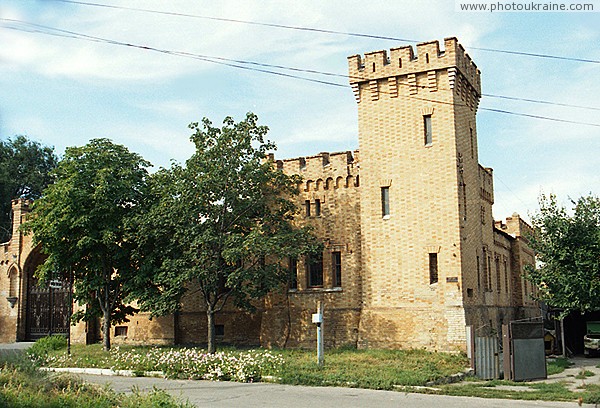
0,135,57,242
131,113,320,353
526,193,600,316
23,138,151,351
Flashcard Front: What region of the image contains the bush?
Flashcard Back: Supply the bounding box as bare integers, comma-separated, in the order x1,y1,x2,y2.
27,335,67,364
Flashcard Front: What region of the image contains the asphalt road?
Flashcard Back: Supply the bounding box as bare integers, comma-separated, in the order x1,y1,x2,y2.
75,374,586,408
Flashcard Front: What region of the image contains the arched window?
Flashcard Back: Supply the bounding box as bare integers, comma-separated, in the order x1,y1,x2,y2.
8,266,18,298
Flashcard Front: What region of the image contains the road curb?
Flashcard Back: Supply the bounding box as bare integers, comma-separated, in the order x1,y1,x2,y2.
41,367,164,377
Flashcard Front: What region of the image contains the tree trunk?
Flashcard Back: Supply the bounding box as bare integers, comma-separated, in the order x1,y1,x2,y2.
102,309,111,351
207,309,216,354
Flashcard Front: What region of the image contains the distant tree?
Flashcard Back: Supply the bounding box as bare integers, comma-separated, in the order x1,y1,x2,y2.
525,193,600,317
23,138,151,351
0,135,57,242
131,113,321,353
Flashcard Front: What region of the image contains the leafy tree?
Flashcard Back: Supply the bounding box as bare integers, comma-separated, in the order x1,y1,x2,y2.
23,138,151,351
526,193,600,317
0,135,57,242
131,113,321,353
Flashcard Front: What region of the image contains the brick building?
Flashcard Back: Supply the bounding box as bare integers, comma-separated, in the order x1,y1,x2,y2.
0,37,539,351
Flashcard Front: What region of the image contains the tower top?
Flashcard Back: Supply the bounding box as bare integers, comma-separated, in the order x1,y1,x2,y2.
348,37,481,95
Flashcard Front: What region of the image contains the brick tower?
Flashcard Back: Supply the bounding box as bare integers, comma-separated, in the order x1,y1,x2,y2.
349,38,487,350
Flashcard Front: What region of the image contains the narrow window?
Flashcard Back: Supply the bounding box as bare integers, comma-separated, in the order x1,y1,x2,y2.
398,58,402,68
305,200,311,217
381,187,390,217
424,115,432,145
314,199,321,217
470,127,475,158
503,259,509,295
288,257,298,289
495,257,501,293
461,183,468,221
429,253,438,284
372,62,376,72
487,256,492,292
476,255,481,290
307,253,323,288
425,53,430,63
215,324,225,336
332,251,342,287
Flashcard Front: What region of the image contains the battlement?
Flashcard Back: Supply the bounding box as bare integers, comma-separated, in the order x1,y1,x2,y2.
348,37,481,95
269,150,360,192
276,150,358,175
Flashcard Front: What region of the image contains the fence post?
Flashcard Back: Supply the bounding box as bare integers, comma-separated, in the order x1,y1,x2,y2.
502,324,511,380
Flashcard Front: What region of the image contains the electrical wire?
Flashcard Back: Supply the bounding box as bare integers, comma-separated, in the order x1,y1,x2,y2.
1,18,599,128
48,0,600,65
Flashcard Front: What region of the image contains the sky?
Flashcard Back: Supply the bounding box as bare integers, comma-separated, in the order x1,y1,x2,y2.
0,0,598,223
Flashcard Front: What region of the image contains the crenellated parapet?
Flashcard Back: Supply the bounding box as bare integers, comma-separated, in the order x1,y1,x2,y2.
272,150,360,194
347,37,481,109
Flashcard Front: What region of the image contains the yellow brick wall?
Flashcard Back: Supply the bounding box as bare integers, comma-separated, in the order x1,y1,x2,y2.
260,151,363,349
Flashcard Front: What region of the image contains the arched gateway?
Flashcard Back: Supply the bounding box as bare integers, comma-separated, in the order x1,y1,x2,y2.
23,248,70,340
0,199,75,342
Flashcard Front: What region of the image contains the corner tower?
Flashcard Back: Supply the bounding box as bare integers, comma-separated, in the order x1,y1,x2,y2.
349,38,484,350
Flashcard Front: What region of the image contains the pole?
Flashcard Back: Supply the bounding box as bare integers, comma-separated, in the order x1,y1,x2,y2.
67,268,73,355
317,302,324,366
561,317,566,358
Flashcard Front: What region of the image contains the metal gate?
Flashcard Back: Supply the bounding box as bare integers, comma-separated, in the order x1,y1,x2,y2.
503,321,547,381
26,274,70,340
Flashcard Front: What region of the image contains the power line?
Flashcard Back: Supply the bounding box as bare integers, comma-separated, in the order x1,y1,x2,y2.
1,18,600,129
482,93,600,112
49,0,600,65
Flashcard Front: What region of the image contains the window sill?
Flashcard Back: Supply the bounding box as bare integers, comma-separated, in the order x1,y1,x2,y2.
382,215,391,220
289,287,343,294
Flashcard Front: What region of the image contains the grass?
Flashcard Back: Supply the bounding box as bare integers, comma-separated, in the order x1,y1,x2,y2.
547,357,571,375
0,353,191,408
34,342,600,404
274,348,467,389
575,369,595,379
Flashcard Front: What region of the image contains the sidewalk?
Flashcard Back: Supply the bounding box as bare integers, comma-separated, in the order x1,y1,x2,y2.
532,356,600,392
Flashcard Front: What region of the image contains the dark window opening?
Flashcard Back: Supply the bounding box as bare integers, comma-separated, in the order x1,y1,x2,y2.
307,253,323,288
305,200,311,217
215,324,225,336
288,257,298,289
332,251,342,287
470,127,475,158
476,255,481,290
314,199,321,217
429,253,438,284
495,257,501,293
462,183,467,221
424,115,433,145
115,326,128,337
381,187,390,217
